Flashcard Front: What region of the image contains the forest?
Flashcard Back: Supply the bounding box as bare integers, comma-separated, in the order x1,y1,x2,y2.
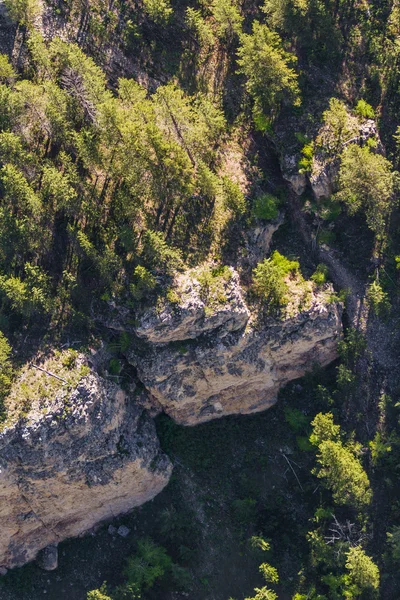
1,0,400,598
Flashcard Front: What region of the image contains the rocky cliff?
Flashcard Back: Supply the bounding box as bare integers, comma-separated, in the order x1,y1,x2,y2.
0,267,342,571
128,273,342,425
0,356,171,571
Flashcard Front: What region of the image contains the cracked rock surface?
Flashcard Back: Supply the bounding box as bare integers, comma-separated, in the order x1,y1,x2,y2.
130,282,342,425
0,370,171,570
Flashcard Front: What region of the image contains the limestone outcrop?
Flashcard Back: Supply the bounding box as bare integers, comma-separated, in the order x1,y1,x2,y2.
0,362,171,571
281,154,307,196
130,285,342,426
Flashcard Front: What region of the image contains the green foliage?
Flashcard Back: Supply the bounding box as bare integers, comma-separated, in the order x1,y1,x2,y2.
317,98,357,154
245,586,278,600
232,497,257,524
355,100,375,120
311,264,328,286
196,264,232,308
142,0,173,24
338,329,366,366
336,144,395,239
124,538,173,591
87,583,113,600
387,526,400,561
0,263,52,316
249,536,271,552
345,546,379,597
309,412,340,446
222,177,247,215
141,231,183,275
366,279,390,315
310,413,372,508
0,331,12,413
314,439,372,508
259,562,279,584
4,0,40,27
0,55,16,82
109,358,122,376
211,0,243,39
237,22,300,125
130,266,157,302
252,194,280,220
185,8,214,49
369,432,392,466
284,406,309,433
298,143,314,173
61,349,78,370
253,251,300,311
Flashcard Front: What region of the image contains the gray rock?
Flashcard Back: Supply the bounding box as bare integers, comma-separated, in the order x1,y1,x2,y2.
117,525,131,538
37,545,58,571
281,154,307,195
0,362,172,570
133,268,250,344
130,291,342,425
108,525,117,536
0,566,8,576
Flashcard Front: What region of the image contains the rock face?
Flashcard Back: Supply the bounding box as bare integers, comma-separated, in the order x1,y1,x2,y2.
130,288,342,426
0,266,342,570
0,370,171,571
135,269,249,344
281,154,307,196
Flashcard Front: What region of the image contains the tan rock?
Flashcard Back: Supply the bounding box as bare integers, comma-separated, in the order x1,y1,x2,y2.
131,293,342,425
133,267,250,344
0,369,172,570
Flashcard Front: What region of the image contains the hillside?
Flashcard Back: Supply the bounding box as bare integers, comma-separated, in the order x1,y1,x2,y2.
0,0,400,599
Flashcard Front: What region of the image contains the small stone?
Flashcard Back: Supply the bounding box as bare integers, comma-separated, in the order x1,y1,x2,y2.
108,525,117,535
117,525,130,538
0,566,8,576
37,545,58,571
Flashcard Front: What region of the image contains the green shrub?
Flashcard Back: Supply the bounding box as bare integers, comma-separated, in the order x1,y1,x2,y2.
142,0,173,24
109,358,122,375
222,176,247,215
284,406,309,433
125,538,173,591
87,583,112,600
196,264,232,308
355,99,375,119
253,194,280,220
387,526,400,561
298,143,314,173
367,279,390,315
141,231,183,275
253,251,300,310
130,265,156,301
311,264,328,285
0,331,12,414
61,349,78,370
317,229,336,246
